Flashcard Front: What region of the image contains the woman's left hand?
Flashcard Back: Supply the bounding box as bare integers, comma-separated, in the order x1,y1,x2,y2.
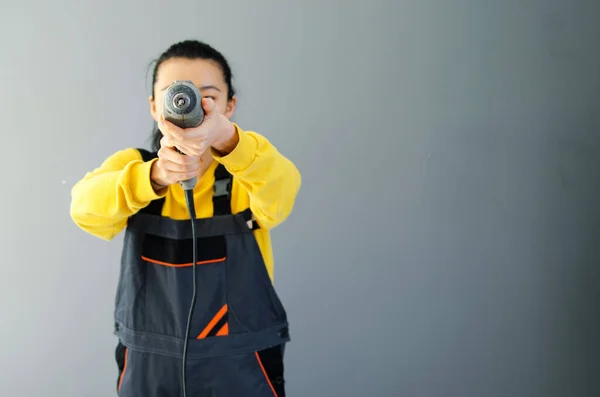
159,97,238,157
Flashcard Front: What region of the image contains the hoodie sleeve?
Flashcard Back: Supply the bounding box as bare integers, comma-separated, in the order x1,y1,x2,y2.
211,123,301,229
70,148,166,240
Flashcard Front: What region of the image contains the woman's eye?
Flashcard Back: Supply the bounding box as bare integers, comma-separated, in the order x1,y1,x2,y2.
203,96,215,100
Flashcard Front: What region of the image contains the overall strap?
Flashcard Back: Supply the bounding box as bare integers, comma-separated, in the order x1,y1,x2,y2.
137,148,165,216
135,148,255,227
213,163,232,216
213,163,259,230
138,148,157,163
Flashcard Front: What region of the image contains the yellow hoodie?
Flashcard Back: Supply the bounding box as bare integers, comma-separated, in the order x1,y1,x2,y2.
70,123,301,281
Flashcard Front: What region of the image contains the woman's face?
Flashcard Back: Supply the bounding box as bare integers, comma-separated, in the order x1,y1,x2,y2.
150,57,236,124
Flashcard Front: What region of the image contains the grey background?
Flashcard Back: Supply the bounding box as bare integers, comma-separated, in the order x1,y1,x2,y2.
1,0,599,396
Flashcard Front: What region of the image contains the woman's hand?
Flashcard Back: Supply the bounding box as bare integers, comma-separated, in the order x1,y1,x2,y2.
158,98,238,157
150,136,201,190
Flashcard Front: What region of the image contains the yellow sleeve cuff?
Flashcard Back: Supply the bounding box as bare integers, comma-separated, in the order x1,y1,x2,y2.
211,123,257,172
129,158,166,202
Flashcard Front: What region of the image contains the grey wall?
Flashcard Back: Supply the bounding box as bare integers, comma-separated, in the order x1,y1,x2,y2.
1,0,599,396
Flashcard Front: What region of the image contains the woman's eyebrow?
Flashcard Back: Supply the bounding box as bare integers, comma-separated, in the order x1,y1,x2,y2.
159,84,222,92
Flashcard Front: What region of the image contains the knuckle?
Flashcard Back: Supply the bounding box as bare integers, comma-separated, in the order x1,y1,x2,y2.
175,153,186,163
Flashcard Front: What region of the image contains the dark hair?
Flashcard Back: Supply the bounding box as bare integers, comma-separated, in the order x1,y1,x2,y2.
148,40,236,152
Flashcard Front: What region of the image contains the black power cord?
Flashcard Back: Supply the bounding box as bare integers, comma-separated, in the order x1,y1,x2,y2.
181,189,197,397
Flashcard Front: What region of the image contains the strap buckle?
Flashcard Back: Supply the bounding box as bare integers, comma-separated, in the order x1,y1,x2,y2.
213,178,231,198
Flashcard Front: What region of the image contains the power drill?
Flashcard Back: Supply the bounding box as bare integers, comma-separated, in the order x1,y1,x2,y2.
162,80,204,397
162,80,204,190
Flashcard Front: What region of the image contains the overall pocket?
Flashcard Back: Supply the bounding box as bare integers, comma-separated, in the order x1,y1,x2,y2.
116,345,181,397
255,345,286,397
140,234,228,338
115,341,127,393
196,345,286,397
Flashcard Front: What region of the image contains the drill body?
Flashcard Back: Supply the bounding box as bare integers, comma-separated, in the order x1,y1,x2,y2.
162,80,204,190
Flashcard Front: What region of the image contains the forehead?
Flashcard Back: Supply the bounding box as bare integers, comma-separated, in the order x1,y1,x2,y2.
155,58,225,91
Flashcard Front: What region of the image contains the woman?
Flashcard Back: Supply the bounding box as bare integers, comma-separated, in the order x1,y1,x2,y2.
70,39,300,397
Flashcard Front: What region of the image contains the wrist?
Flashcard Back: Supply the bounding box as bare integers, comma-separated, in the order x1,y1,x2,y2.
150,161,168,192
212,118,238,155
151,180,168,193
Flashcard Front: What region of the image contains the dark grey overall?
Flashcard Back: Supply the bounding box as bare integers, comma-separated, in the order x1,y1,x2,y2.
113,149,289,396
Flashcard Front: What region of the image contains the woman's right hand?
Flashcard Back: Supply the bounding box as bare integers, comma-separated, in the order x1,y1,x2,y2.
150,136,200,190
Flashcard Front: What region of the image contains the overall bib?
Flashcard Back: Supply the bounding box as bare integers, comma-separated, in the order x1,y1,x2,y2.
113,149,289,396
